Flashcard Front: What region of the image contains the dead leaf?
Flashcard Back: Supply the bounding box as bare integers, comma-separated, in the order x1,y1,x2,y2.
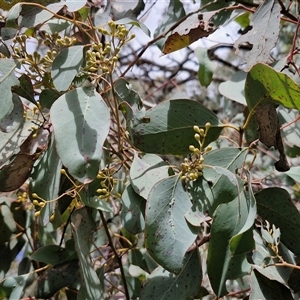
255,102,290,172
234,0,281,71
0,153,38,192
162,12,216,54
0,130,48,192
255,102,278,148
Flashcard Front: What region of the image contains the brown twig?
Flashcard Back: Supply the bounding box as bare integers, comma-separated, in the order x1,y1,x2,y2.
99,210,130,300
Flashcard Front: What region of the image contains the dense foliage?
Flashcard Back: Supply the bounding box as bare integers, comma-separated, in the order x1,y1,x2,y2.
1,0,300,299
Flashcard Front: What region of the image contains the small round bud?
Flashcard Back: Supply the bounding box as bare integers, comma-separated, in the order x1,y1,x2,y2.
193,125,200,133
194,133,201,142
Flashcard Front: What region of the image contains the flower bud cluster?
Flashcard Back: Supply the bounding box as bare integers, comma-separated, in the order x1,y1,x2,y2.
181,122,212,182
96,167,120,200
84,21,135,75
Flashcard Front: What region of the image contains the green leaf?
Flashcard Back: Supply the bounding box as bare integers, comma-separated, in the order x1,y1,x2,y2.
0,40,10,58
121,184,145,234
0,244,12,279
40,19,71,34
285,166,300,183
0,59,20,122
0,274,33,299
131,99,223,155
187,147,247,216
11,74,36,105
0,94,23,133
0,116,32,167
71,207,103,299
35,260,80,298
82,196,114,213
115,17,150,37
207,192,254,297
39,89,60,109
30,135,61,226
145,175,197,273
288,267,300,293
129,248,158,274
114,77,145,126
256,187,300,255
250,269,293,300
230,172,256,255
51,45,84,92
111,0,145,19
234,0,281,71
50,87,110,182
31,244,77,266
219,70,247,105
234,12,250,28
195,47,214,88
0,203,16,244
140,249,202,300
6,3,22,28
19,3,65,28
130,152,169,199
245,63,300,112
251,230,292,285
65,0,87,12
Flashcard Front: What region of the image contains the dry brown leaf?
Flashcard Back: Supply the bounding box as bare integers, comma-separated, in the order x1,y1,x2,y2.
162,12,215,54
255,102,290,172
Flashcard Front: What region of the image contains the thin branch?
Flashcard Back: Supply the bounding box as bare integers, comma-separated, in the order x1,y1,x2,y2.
99,210,130,300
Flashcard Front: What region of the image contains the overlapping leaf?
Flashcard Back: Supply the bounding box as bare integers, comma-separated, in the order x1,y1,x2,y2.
131,99,223,155
71,207,103,299
140,249,202,300
256,187,300,255
130,152,169,199
51,45,84,92
145,175,197,273
207,190,255,297
234,0,281,71
0,59,19,122
50,87,110,182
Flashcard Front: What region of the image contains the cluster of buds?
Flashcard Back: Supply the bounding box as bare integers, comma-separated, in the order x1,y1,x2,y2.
84,42,118,74
84,21,135,75
41,33,76,69
32,193,45,217
96,167,121,200
16,190,29,204
181,122,212,182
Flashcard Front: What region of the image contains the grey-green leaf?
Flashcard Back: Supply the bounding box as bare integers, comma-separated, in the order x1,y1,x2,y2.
131,99,223,155
195,47,214,88
52,45,84,92
0,94,23,133
50,87,110,182
71,207,103,299
234,0,281,71
121,184,145,234
140,249,202,300
250,269,293,300
130,152,169,199
145,175,197,273
207,193,253,297
256,187,300,255
0,59,19,122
